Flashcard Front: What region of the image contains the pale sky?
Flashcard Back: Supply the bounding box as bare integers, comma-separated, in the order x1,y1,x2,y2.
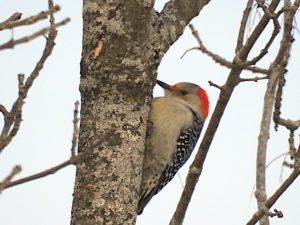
1,1,300,225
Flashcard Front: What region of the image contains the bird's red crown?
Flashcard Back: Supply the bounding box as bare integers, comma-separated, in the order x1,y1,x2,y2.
197,88,209,119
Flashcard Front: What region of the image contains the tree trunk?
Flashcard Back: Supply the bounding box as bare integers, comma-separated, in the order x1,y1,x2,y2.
71,0,211,224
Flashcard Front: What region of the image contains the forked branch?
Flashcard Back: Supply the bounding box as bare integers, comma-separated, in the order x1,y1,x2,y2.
0,3,69,153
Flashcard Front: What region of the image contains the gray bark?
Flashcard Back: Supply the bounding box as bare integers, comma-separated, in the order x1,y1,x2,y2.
71,0,211,224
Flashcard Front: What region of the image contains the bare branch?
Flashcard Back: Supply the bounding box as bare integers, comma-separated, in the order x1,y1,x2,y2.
1,131,112,191
277,118,300,131
242,17,280,67
0,104,8,117
282,161,294,169
0,12,22,28
188,24,233,69
239,75,269,83
188,24,269,74
0,165,22,193
0,74,25,149
247,169,300,225
271,209,283,218
273,75,285,130
238,0,280,60
208,81,223,90
273,69,300,131
255,65,284,225
255,0,277,19
249,141,300,225
288,130,296,159
266,152,289,169
0,3,69,153
158,0,212,49
0,97,81,191
2,156,78,190
252,1,300,224
0,5,60,31
236,0,254,53
8,74,25,137
247,66,269,74
246,66,269,74
71,101,80,156
48,0,55,26
180,47,200,59
272,2,295,66
170,1,282,224
0,18,70,50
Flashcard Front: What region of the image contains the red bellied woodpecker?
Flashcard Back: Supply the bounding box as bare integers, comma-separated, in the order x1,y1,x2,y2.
137,80,209,215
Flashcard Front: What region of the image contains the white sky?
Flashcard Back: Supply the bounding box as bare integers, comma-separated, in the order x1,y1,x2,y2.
0,1,300,225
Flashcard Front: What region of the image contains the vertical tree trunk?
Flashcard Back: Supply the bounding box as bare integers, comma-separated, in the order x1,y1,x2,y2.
70,1,157,224
71,0,211,224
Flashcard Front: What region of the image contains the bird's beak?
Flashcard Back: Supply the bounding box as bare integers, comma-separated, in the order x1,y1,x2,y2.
157,80,174,92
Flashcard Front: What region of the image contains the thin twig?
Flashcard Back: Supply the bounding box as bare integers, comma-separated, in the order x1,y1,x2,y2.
0,5,60,31
188,24,233,68
288,130,296,159
273,63,300,131
236,0,254,53
1,132,109,190
246,66,269,74
0,101,81,190
273,75,285,130
247,169,300,225
0,165,22,193
0,5,69,153
0,18,70,50
238,0,281,61
266,152,289,169
277,118,300,130
2,156,79,189
0,104,8,117
279,153,290,182
282,161,294,169
208,81,223,90
7,74,25,139
48,0,55,26
242,17,280,67
239,75,269,82
0,12,22,28
0,74,25,149
180,47,200,59
251,151,290,202
255,0,277,19
71,101,80,156
188,24,269,74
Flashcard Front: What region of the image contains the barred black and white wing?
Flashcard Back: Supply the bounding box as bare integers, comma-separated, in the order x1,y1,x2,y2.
138,111,203,214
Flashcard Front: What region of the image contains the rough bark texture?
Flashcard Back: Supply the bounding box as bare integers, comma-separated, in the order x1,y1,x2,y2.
71,0,211,224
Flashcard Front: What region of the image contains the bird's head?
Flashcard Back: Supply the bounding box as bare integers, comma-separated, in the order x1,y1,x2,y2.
157,80,209,119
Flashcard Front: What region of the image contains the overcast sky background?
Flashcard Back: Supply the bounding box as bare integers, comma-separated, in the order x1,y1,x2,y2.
1,1,300,225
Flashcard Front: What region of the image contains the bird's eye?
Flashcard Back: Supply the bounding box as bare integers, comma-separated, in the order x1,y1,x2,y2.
180,90,188,95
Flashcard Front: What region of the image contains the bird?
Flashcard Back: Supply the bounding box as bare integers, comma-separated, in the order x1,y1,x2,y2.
137,80,209,214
